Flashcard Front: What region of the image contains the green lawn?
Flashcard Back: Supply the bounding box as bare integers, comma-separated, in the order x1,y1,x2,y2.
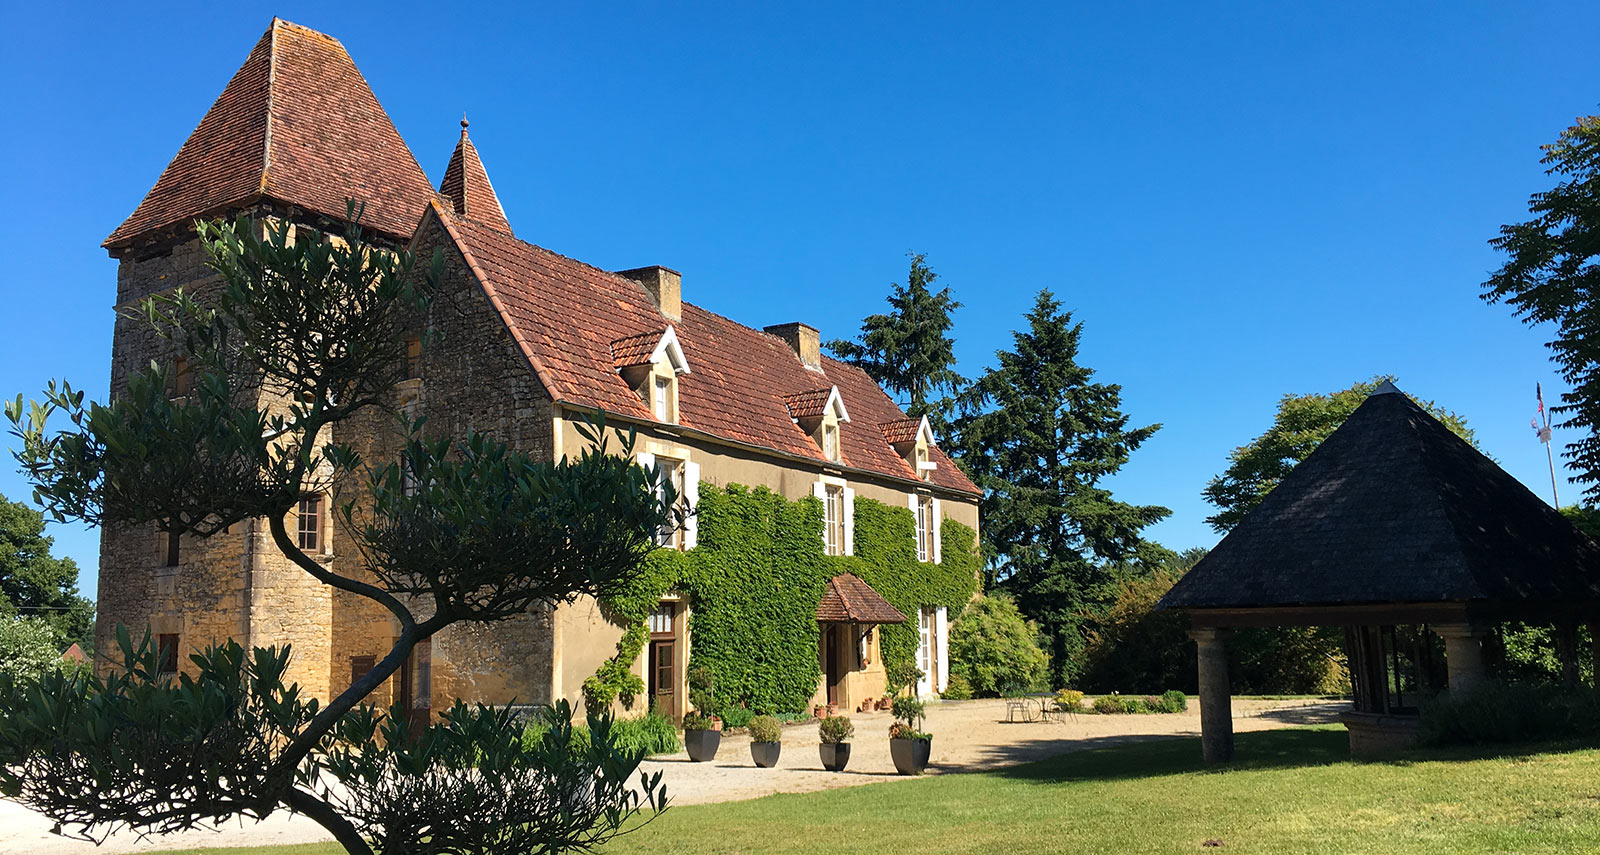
145,727,1600,855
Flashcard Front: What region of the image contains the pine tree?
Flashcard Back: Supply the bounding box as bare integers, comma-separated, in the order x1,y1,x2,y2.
952,290,1169,686
826,253,964,432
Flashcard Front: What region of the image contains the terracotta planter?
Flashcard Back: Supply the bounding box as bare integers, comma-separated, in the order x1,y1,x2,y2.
890,736,931,775
750,741,781,768
819,742,851,772
814,705,827,719
685,729,721,762
877,698,893,711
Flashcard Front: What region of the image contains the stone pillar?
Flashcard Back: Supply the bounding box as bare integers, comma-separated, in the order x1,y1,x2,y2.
1588,624,1600,689
1188,627,1234,764
1557,623,1580,688
1434,624,1488,695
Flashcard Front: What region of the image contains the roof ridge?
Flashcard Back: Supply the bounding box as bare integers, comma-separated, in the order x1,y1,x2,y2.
260,19,277,195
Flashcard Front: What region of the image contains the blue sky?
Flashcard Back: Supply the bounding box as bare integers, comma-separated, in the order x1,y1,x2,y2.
1,2,1596,601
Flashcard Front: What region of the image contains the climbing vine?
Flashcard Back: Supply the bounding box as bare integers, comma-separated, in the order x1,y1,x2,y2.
587,483,980,716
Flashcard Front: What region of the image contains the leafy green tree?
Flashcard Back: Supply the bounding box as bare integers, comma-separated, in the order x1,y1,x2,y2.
826,253,964,432
1,208,671,855
947,593,1048,697
953,290,1170,686
1202,376,1476,532
0,493,92,647
0,615,70,685
1482,115,1600,500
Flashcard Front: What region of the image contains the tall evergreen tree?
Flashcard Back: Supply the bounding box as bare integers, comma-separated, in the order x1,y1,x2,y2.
0,493,92,648
1482,115,1600,499
952,290,1169,686
826,253,964,432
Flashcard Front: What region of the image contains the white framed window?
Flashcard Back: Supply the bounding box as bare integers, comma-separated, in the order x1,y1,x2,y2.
915,496,933,562
653,375,673,423
824,485,844,556
915,444,930,481
298,495,324,553
918,608,933,693
823,423,839,462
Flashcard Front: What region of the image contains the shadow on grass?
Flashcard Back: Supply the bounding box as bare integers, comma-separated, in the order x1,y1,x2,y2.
983,726,1600,787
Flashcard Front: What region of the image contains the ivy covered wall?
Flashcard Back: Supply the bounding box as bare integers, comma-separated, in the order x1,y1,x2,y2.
588,482,980,716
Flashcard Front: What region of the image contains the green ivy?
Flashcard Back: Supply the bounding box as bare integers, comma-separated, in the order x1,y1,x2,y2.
587,483,980,716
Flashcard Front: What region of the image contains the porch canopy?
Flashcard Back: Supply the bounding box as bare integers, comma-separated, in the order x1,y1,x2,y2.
817,573,906,625
1159,382,1600,761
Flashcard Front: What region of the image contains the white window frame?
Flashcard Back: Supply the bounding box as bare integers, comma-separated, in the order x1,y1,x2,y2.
653,375,672,423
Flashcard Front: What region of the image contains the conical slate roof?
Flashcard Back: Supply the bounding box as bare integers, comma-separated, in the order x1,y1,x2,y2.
1161,384,1600,611
439,120,513,234
104,18,435,249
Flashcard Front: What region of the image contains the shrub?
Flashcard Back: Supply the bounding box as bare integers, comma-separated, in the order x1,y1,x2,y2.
520,710,682,756
886,660,923,695
687,665,718,717
748,715,782,743
941,674,973,700
1054,689,1085,711
1421,681,1600,746
1158,690,1188,713
890,695,930,740
948,594,1049,697
1091,694,1149,714
0,617,68,685
720,705,754,730
682,712,714,731
818,715,855,744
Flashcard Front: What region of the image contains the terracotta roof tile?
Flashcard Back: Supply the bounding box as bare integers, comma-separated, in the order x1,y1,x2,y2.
439,121,513,235
817,573,907,624
105,19,435,248
784,388,834,419
880,418,924,445
610,330,664,369
430,199,981,496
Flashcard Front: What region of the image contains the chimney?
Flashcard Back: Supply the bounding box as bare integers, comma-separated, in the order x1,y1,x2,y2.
616,266,681,323
765,321,822,370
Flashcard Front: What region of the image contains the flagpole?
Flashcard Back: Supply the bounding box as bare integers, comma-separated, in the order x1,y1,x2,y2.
1546,438,1560,508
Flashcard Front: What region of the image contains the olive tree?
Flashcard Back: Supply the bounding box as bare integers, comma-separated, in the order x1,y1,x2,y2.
0,207,672,854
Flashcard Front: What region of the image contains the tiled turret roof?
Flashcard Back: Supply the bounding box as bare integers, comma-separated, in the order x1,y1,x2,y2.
104,18,435,249
439,119,513,234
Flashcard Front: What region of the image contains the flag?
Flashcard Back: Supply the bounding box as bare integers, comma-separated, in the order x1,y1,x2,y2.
1537,382,1545,417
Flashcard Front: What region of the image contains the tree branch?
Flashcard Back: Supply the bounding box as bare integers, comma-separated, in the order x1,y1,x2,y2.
286,787,373,855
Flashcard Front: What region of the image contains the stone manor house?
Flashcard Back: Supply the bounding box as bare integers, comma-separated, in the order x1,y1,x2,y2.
96,19,981,721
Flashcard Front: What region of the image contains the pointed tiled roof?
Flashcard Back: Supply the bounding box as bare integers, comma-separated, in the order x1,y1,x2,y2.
880,417,926,445
104,18,435,249
610,330,664,369
439,119,513,234
817,573,907,624
1160,388,1600,612
423,204,980,496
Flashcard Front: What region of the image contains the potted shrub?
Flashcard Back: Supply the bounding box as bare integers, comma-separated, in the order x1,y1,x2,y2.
876,694,893,711
888,695,932,775
818,715,854,771
748,715,782,768
683,712,722,762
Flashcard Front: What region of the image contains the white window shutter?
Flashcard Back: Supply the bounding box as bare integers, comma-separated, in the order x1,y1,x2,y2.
636,452,655,470
682,461,701,550
935,606,949,692
814,481,829,549
842,487,856,556
932,498,943,564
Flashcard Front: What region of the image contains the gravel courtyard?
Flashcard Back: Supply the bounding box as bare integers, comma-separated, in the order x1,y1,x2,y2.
0,697,1344,853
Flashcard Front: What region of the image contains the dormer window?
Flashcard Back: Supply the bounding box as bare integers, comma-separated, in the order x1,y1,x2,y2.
613,327,691,425
881,416,938,482
785,386,850,463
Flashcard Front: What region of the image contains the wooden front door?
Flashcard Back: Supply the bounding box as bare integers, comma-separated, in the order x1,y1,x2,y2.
648,640,676,715
825,626,846,706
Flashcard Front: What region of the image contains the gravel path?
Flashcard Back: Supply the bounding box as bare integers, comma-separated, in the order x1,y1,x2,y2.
0,697,1345,853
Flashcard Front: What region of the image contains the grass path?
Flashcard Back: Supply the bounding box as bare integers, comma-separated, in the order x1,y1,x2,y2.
136,727,1600,855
